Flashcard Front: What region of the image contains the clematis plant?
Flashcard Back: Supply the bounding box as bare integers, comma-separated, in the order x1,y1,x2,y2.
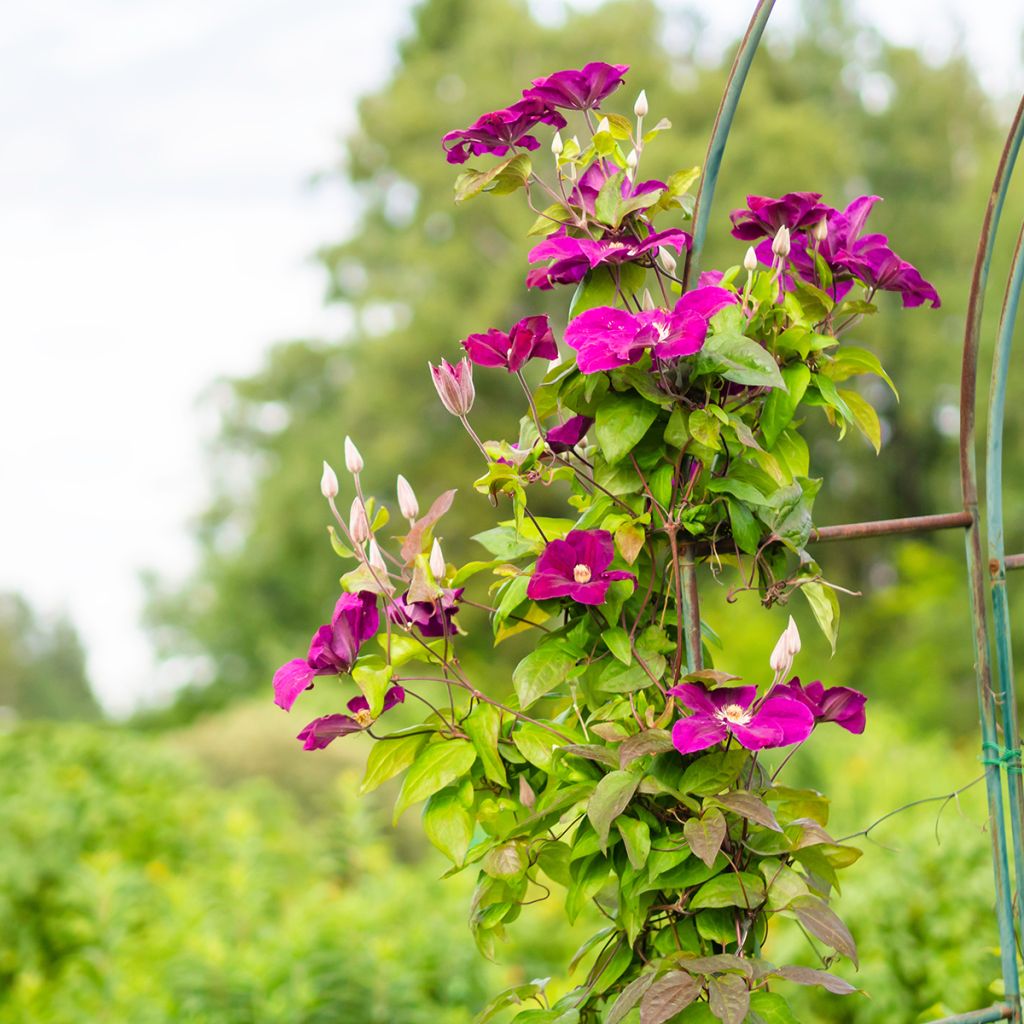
273,58,940,1024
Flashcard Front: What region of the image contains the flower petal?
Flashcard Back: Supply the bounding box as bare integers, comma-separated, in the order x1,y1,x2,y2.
273,658,317,711
672,714,728,754
297,713,363,750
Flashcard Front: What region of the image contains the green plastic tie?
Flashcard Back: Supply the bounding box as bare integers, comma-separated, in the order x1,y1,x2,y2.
981,741,1023,774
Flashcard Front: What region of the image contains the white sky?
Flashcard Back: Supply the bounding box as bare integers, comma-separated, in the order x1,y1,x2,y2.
2,0,1021,715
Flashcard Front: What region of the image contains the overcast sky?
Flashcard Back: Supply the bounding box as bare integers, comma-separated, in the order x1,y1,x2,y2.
3,0,1022,715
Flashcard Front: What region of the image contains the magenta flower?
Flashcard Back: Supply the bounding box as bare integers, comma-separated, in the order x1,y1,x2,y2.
430,357,475,415
525,228,690,291
546,415,593,453
564,286,738,374
526,529,636,606
297,686,406,750
442,97,566,165
669,683,814,754
461,315,558,372
832,237,941,308
729,191,832,242
769,677,867,734
273,591,380,711
522,62,629,112
388,587,464,638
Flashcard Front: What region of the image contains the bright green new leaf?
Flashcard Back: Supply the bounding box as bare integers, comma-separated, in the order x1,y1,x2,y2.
513,645,576,709
800,580,840,652
838,387,882,453
423,786,474,865
361,732,429,794
693,332,786,390
595,392,659,465
464,702,508,787
587,770,640,850
394,740,477,822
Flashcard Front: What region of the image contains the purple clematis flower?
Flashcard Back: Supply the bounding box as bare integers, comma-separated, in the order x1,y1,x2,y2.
462,315,558,372
388,587,464,638
729,191,832,242
546,415,594,453
526,228,690,290
769,677,867,734
832,236,941,308
523,62,629,111
273,591,380,712
570,160,666,221
297,686,406,750
564,286,738,374
669,683,815,754
526,529,636,606
442,97,566,165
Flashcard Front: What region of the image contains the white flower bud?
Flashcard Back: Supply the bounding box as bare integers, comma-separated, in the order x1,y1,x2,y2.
811,218,828,243
551,131,563,156
344,436,364,474
396,474,419,521
657,248,677,275
641,288,656,311
744,246,758,272
367,538,387,573
320,460,339,499
429,538,446,579
349,497,370,544
634,89,649,118
769,615,801,680
784,615,801,656
596,116,610,135
771,225,791,260
625,149,638,178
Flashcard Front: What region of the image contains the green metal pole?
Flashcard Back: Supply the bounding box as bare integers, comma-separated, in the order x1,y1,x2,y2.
960,94,1024,1021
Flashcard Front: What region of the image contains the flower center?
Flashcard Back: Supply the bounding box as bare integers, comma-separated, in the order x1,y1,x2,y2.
353,708,375,728
573,563,593,584
718,703,751,726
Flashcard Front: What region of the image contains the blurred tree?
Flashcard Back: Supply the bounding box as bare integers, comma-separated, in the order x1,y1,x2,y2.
143,0,1021,726
0,593,100,722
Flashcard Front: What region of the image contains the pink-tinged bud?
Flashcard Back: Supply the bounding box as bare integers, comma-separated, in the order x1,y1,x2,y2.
397,475,419,520
744,246,758,272
429,357,475,416
367,539,387,573
344,436,364,474
320,460,339,499
429,538,446,579
769,615,801,679
349,498,370,544
811,218,828,243
784,615,801,656
771,225,791,259
634,89,648,119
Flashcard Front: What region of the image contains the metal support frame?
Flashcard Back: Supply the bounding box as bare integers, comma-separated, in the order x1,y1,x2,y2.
683,5,1024,1021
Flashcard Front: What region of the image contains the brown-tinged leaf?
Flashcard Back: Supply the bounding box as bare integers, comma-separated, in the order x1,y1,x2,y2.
792,897,859,965
715,791,783,832
684,809,727,868
708,974,750,1024
789,818,837,849
682,669,742,686
605,971,656,1024
775,965,858,995
615,521,646,565
400,489,456,563
619,729,675,768
640,972,700,1024
674,954,753,977
560,743,619,769
587,770,640,850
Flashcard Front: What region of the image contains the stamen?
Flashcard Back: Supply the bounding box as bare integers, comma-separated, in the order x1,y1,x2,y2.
573,563,593,584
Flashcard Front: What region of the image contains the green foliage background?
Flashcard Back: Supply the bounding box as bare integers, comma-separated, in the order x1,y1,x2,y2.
5,0,1024,1020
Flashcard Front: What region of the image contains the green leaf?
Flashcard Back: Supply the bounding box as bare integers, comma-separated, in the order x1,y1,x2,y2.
472,526,543,559
688,408,722,450
727,500,762,555
683,808,727,868
774,965,857,995
454,154,531,203
708,975,749,1024
475,980,551,1024
595,392,659,465
810,373,853,422
838,387,882,453
587,770,639,850
690,871,766,909
824,345,898,399
664,405,690,448
352,660,391,717
526,203,574,237
464,702,508,787
482,842,527,880
618,729,675,768
647,165,700,216
705,477,766,505
423,786,474,865
617,815,651,870
569,268,618,319
679,749,748,796
511,722,562,772
747,992,800,1024
361,732,429,794
595,170,628,225
639,971,700,1024
393,740,478,822
714,791,782,831
760,363,810,448
327,525,354,559
602,626,633,665
513,646,576,709
800,580,840,653
693,332,786,389
791,897,859,965
605,972,656,1024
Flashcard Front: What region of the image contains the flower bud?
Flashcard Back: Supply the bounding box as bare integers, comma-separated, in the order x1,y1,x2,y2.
744,246,758,272
320,460,339,499
625,149,638,176
641,288,656,311
784,615,801,656
596,116,610,135
429,538,446,579
769,615,801,679
349,497,370,544
811,218,828,243
344,436,364,474
771,225,791,259
429,357,475,416
367,538,387,573
634,89,648,118
396,474,419,520
551,130,563,156
657,248,677,275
